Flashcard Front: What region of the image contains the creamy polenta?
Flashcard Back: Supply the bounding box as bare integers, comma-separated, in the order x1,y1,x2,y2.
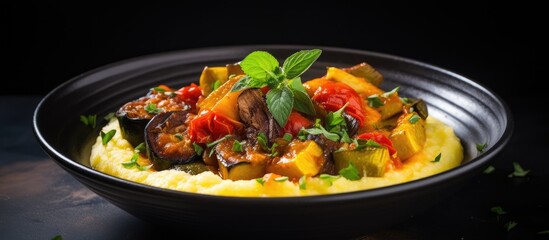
90,116,462,197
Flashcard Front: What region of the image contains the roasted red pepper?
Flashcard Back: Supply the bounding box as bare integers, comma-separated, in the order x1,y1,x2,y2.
283,112,313,137
188,111,241,144
175,83,202,106
312,81,365,126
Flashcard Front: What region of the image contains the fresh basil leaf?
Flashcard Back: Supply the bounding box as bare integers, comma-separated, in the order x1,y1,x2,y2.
381,86,400,98
282,49,322,79
292,88,316,116
368,95,384,107
341,130,352,143
303,126,340,142
101,129,116,145
288,77,307,92
193,143,204,155
266,86,294,126
326,104,347,129
240,51,279,80
298,176,307,190
409,114,421,124
339,162,361,180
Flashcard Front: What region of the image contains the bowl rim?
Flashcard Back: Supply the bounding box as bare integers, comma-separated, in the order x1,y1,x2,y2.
33,44,514,203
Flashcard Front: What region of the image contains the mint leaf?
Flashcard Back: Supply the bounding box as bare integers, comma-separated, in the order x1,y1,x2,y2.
302,126,340,142
240,51,279,80
339,162,361,180
292,88,316,116
282,49,322,79
101,129,116,145
266,86,294,126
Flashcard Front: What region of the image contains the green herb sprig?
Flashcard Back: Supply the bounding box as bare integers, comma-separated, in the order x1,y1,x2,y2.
80,114,97,128
231,49,321,126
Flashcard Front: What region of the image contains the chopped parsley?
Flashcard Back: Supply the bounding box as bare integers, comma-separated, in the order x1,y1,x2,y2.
505,221,518,231
409,114,421,124
476,143,488,153
283,133,293,142
319,174,340,186
298,176,307,190
134,142,146,153
100,129,116,145
431,153,442,162
206,135,233,148
381,86,400,98
274,176,289,182
508,161,530,178
174,133,184,140
367,94,384,107
232,140,244,152
103,112,115,121
256,177,266,185
122,153,152,171
483,165,495,174
193,143,204,155
80,114,97,128
339,162,361,180
144,103,162,114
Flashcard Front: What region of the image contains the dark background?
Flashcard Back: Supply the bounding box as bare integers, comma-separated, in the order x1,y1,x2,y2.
4,2,548,239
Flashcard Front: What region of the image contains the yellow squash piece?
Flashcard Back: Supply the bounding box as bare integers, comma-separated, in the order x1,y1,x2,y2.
343,62,384,86
333,147,391,177
197,75,244,121
199,67,228,97
326,67,383,98
377,94,404,120
390,113,426,160
267,140,324,179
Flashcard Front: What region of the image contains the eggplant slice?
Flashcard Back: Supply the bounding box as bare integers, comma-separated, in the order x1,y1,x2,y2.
237,88,282,144
145,110,198,171
116,92,189,147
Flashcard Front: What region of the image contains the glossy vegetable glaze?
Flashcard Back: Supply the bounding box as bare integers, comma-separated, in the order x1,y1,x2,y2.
34,46,512,238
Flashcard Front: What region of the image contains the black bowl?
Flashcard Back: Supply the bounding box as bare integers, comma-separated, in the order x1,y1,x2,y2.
33,45,512,239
